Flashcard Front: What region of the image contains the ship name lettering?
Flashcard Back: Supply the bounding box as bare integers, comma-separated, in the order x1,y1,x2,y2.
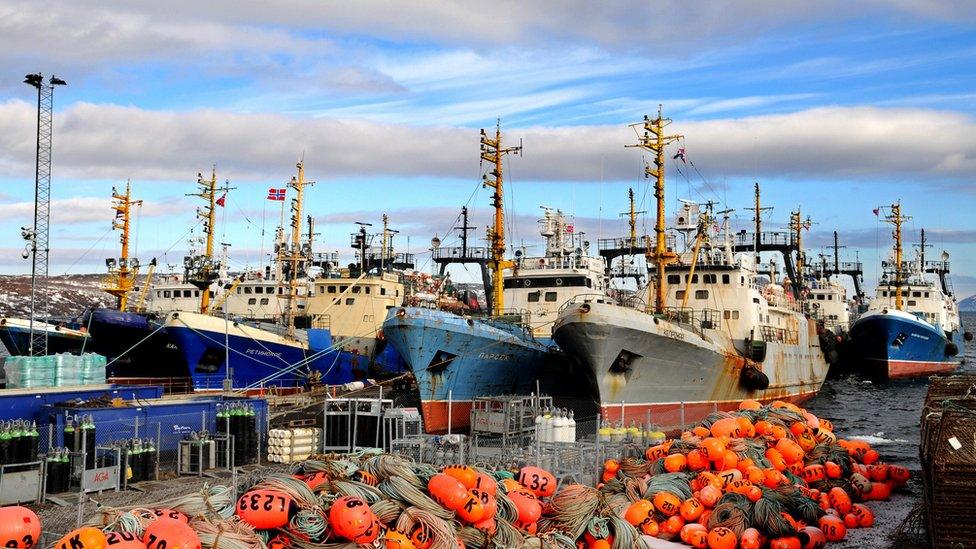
478,352,514,361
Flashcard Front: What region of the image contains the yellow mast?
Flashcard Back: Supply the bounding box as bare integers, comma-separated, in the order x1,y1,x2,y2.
481,120,521,317
789,209,812,289
627,106,682,314
281,161,313,335
105,180,142,310
882,203,909,311
189,167,218,313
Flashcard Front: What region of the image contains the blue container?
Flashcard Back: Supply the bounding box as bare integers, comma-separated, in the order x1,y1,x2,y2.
0,384,164,422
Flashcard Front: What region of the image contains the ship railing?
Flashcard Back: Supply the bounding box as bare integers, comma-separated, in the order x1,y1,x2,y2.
558,293,621,313
759,324,799,345
311,314,331,330
432,246,490,261
517,256,588,271
662,307,723,335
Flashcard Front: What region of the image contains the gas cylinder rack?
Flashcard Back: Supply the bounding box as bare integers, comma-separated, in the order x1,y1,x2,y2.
469,394,552,460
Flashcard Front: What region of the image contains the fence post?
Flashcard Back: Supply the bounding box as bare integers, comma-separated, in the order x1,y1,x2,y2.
680,402,685,429
155,422,161,481
257,407,263,466
47,424,53,454
134,416,139,439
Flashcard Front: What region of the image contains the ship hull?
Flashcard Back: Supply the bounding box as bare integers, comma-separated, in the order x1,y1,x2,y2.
552,302,829,432
85,309,189,380
0,318,90,356
382,307,557,433
848,309,962,379
164,312,350,390
332,335,409,378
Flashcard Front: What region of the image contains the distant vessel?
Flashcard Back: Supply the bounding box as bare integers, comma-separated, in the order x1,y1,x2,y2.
848,208,970,379
0,317,89,356
164,161,348,390
802,232,865,369
552,108,829,431
383,123,606,433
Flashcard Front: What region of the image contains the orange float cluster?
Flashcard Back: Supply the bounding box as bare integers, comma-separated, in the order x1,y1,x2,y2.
605,399,908,549
0,506,199,549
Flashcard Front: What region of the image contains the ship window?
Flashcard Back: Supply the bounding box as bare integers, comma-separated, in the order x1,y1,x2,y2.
163,290,171,298
380,287,387,295
248,298,257,305
352,286,361,294
328,285,336,293
667,275,681,284
705,274,717,284
741,277,745,285
259,286,267,294
722,274,730,284
195,290,201,297
266,287,274,293
278,287,283,294
156,291,161,297
545,292,558,302
260,298,269,305
586,279,592,288
753,297,760,304
346,298,355,305
733,311,739,319
333,298,340,305
695,290,708,299
528,291,540,302
816,294,824,300
365,287,371,294
236,287,242,294
913,291,921,297
908,300,917,306
881,290,887,296
244,286,252,294
724,310,731,319
340,285,348,293
676,290,686,300
924,292,930,298
828,295,833,300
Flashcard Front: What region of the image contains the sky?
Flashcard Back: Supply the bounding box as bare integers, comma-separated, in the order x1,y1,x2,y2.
0,0,974,297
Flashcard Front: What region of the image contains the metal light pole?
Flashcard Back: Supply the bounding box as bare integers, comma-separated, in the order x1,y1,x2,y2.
23,73,66,356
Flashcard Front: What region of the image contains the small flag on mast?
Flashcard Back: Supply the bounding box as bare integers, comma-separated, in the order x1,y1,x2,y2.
872,208,880,216
566,224,574,234
267,188,286,201
673,148,686,163
216,193,226,207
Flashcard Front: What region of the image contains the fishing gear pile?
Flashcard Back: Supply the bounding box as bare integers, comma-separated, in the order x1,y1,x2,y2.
602,399,909,548
0,399,907,549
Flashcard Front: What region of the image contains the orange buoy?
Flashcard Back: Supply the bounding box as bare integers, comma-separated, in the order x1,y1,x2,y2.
745,485,763,502
517,466,556,497
849,473,872,497
500,478,523,493
739,528,765,549
680,523,707,544
862,449,880,465
774,438,805,464
801,464,826,483
0,506,41,549
354,470,379,486
507,490,542,525
624,499,654,526
754,420,774,436
470,488,496,519
150,509,189,523
473,472,497,496
727,478,752,495
692,426,711,438
823,461,842,479
664,453,687,472
645,441,673,461
639,518,659,536
709,418,741,438
660,515,685,537
818,418,834,432
143,518,201,549
236,489,294,530
299,471,329,490
698,437,726,462
864,481,891,501
687,527,709,549
266,535,291,549
680,497,704,521
706,526,737,549
410,523,433,549
443,465,478,489
687,449,710,471
652,491,681,516
769,536,801,549
473,517,496,535
589,540,611,549
867,464,889,482
744,466,765,485
455,493,486,524
55,528,107,549
818,515,846,542
763,468,786,488
736,416,756,437
850,504,874,527
698,484,722,507
797,526,826,549
888,465,910,486
843,514,859,529
738,399,761,410
105,531,146,549
828,487,853,514
384,529,417,549
428,473,470,509
770,424,789,440
718,468,743,490
697,509,712,528
329,496,381,544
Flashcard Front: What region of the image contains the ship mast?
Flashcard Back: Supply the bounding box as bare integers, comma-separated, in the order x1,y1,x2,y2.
105,180,142,310
480,120,521,317
281,161,313,335
627,106,682,314
745,183,772,265
789,209,812,291
882,203,909,311
186,167,223,313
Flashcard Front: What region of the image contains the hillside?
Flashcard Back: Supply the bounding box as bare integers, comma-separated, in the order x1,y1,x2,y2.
0,274,115,318
960,294,976,312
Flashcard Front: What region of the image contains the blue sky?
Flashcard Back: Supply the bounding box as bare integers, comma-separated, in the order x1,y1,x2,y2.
0,1,974,296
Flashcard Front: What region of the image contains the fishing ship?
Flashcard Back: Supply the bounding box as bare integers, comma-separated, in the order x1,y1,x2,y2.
83,181,190,382
847,207,970,379
552,108,829,431
0,317,90,356
382,123,606,433
163,161,346,390
302,216,412,379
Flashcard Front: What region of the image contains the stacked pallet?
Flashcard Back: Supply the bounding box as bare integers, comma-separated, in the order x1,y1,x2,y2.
266,428,321,463
920,374,976,548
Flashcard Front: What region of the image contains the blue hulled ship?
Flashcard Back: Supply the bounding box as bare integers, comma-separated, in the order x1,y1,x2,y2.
848,208,970,379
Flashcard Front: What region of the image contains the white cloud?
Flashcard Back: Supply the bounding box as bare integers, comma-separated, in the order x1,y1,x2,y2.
0,100,974,185
0,196,186,224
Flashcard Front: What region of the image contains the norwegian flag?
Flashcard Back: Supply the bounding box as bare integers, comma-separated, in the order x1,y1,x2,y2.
216,193,226,207
566,224,574,234
672,148,686,163
267,188,286,201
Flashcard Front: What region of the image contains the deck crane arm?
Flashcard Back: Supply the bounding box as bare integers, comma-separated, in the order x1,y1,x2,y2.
208,274,245,314
134,258,157,313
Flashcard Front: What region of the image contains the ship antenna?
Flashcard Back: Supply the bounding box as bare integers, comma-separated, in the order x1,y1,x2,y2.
105,180,142,310
626,105,682,314
745,182,772,265
186,167,233,313
880,203,910,311
619,188,646,251
480,119,521,317
789,208,814,294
